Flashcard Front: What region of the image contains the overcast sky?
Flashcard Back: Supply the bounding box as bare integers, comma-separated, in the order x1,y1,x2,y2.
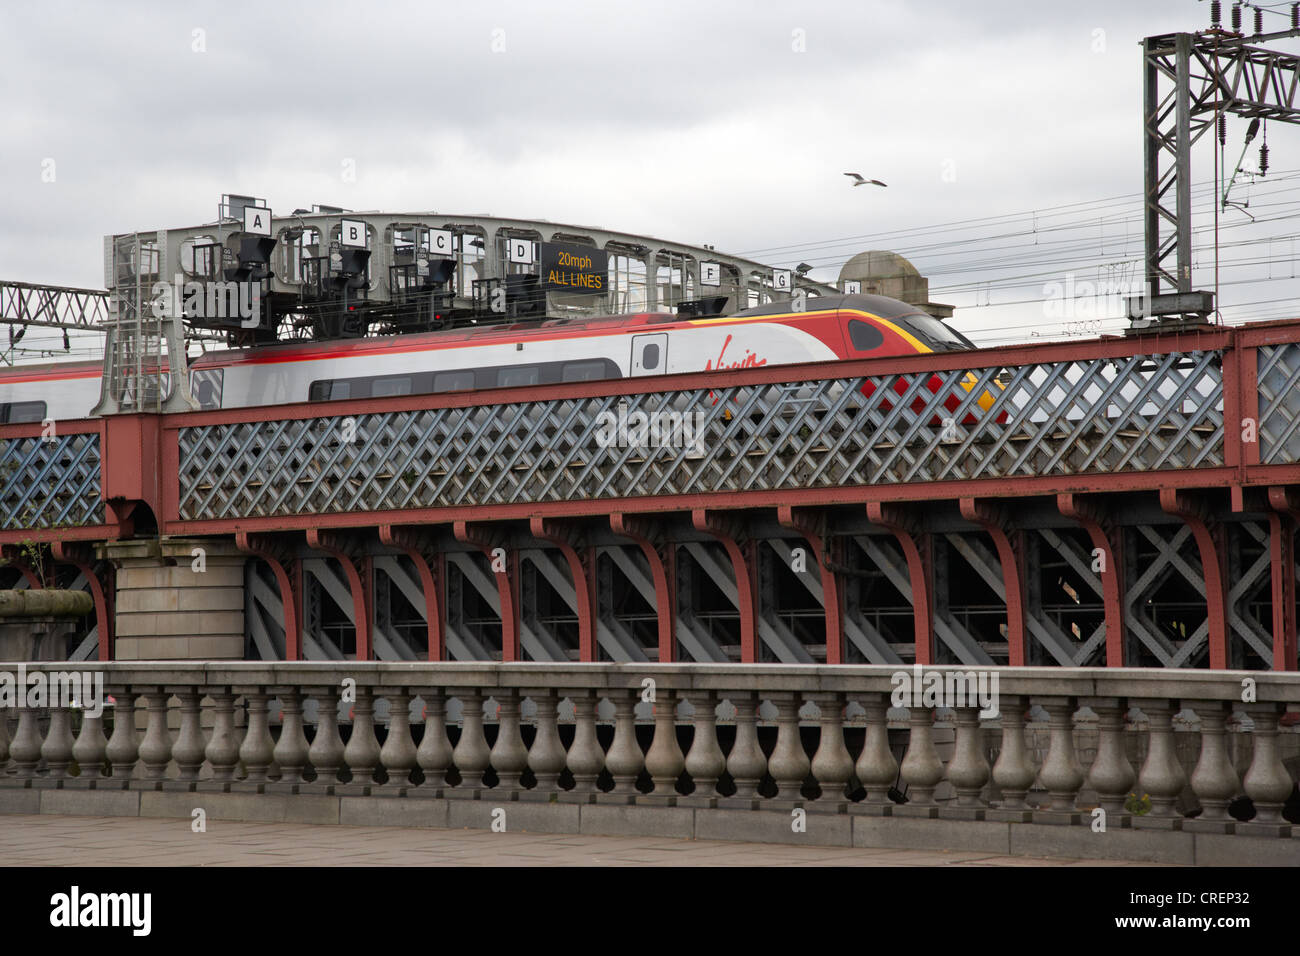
3,0,1297,350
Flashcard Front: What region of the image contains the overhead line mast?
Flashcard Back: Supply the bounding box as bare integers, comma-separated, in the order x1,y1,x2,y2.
1136,1,1300,327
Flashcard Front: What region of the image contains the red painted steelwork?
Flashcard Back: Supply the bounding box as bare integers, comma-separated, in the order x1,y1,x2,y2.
453,521,520,662
609,512,676,663
1057,494,1126,667
1159,489,1229,669
305,529,373,661
693,508,758,664
959,497,1027,667
866,502,935,665
778,506,844,665
236,532,303,661
157,468,1247,539
378,525,445,662
50,541,114,661
1266,486,1300,671
529,517,597,663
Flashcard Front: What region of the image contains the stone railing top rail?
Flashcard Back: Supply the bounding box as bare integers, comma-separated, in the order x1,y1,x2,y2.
2,662,1297,703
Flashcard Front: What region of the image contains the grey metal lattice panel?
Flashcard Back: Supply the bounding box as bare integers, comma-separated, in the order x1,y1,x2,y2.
1257,343,1300,463
177,352,1226,521
0,432,105,529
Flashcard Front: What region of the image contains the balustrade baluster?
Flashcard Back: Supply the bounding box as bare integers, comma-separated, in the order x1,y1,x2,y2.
682,690,725,808
943,706,990,820
988,695,1037,822
0,704,11,772
600,689,644,804
1082,696,1135,824
343,687,381,793
271,688,310,790
71,705,108,786
523,691,565,802
722,692,766,810
135,689,173,788
9,705,41,784
1033,697,1085,824
1185,699,1239,833
853,693,897,814
561,691,604,803
809,693,852,812
1241,703,1295,835
489,689,529,798
1132,699,1186,829
170,689,207,789
202,690,240,789
415,689,453,797
378,688,417,795
450,691,490,798
896,706,944,817
305,688,344,793
104,687,139,788
642,689,684,805
38,705,75,786
236,691,274,789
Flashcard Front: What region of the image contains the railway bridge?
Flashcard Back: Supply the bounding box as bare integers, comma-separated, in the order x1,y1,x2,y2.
2,315,1300,673
5,282,1300,863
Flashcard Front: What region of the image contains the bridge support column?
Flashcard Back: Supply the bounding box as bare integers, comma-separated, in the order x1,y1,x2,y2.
692,509,757,663
610,513,677,662
1158,489,1229,669
867,502,935,665
1266,487,1300,671
379,525,446,661
959,498,1026,666
529,518,597,662
98,538,245,660
778,507,844,664
236,532,302,661
1057,494,1126,667
306,530,374,661
453,521,520,662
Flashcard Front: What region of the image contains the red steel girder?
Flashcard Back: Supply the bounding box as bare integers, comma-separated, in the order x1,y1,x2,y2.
453,520,520,662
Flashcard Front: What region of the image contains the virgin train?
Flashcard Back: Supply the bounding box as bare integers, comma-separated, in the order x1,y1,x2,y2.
0,293,987,423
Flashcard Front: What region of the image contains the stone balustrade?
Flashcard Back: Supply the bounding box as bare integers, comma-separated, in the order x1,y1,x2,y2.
0,663,1297,864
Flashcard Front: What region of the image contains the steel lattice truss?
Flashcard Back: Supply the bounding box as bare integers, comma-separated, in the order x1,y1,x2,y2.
0,432,104,528
177,351,1226,521
0,280,109,330
1257,343,1300,461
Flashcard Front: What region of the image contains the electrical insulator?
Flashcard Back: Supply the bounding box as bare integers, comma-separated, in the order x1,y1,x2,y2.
1260,142,1270,175
1233,2,1242,31
1293,3,1298,29
1256,7,1264,33
1219,114,1227,144
1212,0,1221,27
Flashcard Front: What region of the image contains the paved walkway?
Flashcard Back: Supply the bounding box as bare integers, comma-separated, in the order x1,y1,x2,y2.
0,814,1164,866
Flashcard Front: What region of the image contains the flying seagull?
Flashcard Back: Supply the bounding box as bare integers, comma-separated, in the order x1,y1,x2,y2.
844,172,887,187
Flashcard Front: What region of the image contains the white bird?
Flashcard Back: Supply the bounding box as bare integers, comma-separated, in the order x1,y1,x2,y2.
844,172,887,187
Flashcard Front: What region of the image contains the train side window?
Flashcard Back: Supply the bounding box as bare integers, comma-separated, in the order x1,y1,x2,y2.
192,369,223,410
562,360,610,382
848,319,884,352
372,377,412,397
498,366,539,387
0,401,46,424
309,380,353,401
641,343,660,370
433,370,475,392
